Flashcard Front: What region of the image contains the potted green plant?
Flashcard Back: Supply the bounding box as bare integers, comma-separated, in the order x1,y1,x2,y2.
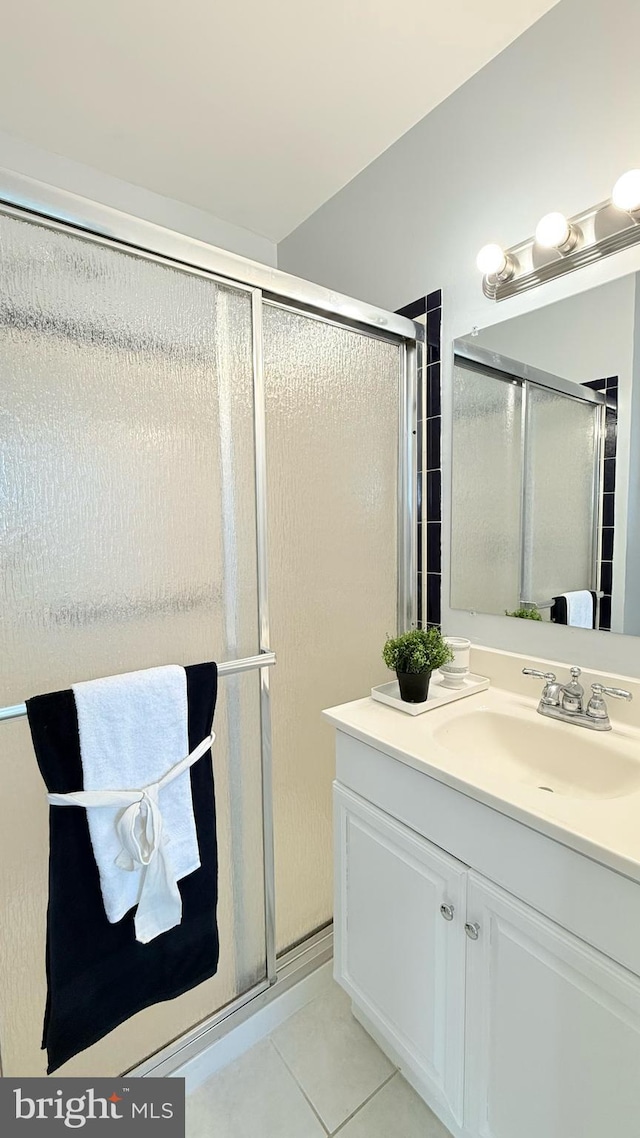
382,628,454,703
505,607,543,621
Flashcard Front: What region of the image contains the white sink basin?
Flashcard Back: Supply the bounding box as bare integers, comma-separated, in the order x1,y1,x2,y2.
432,707,640,800
324,678,640,884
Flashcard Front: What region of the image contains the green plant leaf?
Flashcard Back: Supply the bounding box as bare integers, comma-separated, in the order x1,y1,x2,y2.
383,628,454,674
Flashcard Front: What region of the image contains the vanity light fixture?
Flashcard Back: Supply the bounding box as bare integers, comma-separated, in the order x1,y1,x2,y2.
475,243,516,281
478,166,640,300
534,212,581,253
611,169,640,216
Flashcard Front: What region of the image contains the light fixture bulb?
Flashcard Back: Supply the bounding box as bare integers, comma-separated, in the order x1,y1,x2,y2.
612,169,640,213
535,212,571,249
476,243,508,277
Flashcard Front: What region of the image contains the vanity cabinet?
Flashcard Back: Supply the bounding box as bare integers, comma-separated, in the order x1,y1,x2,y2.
334,751,640,1138
464,874,640,1138
334,786,467,1122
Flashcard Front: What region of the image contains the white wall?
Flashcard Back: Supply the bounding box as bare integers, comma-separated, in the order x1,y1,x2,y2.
470,278,636,388
278,0,640,677
0,130,277,266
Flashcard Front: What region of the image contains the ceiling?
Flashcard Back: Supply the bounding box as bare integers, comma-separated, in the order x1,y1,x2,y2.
0,1,559,243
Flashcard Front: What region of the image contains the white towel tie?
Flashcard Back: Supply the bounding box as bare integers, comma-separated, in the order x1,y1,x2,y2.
48,732,214,944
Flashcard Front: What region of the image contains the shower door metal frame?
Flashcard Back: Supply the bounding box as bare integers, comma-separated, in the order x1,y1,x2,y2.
520,379,606,615
454,345,607,616
0,168,419,1075
0,167,416,339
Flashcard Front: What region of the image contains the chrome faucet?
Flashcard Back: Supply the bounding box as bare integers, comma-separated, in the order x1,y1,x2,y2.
523,666,632,731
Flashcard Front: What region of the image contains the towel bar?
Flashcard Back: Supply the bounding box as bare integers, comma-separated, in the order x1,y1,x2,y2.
0,651,277,723
520,592,604,611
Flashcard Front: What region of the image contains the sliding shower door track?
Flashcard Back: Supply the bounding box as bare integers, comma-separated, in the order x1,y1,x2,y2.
128,923,333,1079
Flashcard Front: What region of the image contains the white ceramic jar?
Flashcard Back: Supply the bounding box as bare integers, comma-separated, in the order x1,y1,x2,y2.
439,636,471,688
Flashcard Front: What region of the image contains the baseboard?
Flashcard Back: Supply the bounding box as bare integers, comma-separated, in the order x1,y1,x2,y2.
176,959,333,1092
130,925,333,1091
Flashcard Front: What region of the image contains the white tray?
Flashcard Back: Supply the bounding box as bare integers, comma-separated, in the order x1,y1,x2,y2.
371,672,490,715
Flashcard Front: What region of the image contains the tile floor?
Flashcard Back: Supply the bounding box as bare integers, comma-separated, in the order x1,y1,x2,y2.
187,981,452,1138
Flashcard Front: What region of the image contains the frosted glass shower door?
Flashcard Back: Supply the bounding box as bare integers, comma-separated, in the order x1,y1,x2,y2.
0,212,266,1075
523,386,600,607
263,305,402,953
451,363,523,614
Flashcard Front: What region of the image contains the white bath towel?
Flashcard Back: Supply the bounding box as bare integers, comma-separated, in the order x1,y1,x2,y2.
71,665,201,937
562,590,594,629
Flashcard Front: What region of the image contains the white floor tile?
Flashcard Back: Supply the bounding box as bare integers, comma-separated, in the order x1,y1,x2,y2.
186,1039,326,1138
270,982,395,1133
337,1074,452,1138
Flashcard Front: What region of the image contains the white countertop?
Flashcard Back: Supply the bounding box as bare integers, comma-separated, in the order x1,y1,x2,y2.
323,684,640,886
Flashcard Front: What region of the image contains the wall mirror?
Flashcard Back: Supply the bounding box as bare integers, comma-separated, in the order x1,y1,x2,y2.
451,273,640,637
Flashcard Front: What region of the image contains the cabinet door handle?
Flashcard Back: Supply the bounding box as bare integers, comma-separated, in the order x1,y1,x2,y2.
440,903,455,921
464,922,480,940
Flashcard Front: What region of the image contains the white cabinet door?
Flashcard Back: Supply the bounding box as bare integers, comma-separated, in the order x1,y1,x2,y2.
334,783,467,1123
465,873,640,1138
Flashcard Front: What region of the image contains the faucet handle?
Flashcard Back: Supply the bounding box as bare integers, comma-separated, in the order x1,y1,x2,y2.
586,682,632,722
591,683,633,701
522,668,556,682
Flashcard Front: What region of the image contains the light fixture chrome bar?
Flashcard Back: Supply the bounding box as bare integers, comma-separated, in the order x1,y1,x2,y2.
251,290,277,985
0,168,417,341
482,198,640,301
0,651,277,723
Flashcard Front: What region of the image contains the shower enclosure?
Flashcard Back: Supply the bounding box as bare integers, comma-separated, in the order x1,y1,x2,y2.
0,172,419,1076
451,350,604,619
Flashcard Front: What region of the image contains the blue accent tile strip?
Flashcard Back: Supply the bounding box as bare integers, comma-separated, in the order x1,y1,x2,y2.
426,469,442,522
427,573,441,626
397,288,442,629
583,377,617,631
426,363,441,417
396,296,427,320
425,291,442,627
426,416,441,472
426,522,441,575
598,377,618,631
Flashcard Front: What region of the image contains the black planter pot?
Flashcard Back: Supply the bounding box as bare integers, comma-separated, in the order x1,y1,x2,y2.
396,669,432,703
